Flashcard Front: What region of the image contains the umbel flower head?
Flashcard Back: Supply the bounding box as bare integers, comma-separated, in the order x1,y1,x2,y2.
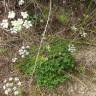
0,1,32,34
12,57,18,63
19,0,24,5
23,20,32,29
68,44,76,53
3,77,21,96
0,19,9,28
79,28,87,38
21,12,28,19
71,25,77,32
8,11,15,19
11,18,23,27
11,18,24,33
19,45,30,58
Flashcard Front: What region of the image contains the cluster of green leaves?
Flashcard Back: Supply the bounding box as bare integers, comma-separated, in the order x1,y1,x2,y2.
36,39,75,89
16,38,76,89
17,55,47,75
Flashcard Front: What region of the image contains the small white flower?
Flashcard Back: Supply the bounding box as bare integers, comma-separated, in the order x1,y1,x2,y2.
17,19,24,25
23,20,32,29
0,19,8,28
19,0,24,5
21,46,25,49
14,77,19,81
11,20,17,26
19,49,25,55
4,88,11,95
3,85,6,90
5,90,9,95
21,12,28,19
14,90,19,95
10,27,19,34
9,77,13,81
26,45,30,48
68,44,76,53
71,25,77,32
21,54,25,58
13,87,17,91
6,83,9,87
8,11,15,19
17,81,21,86
11,19,23,33
80,31,87,37
12,58,17,62
3,77,21,95
19,46,29,58
11,19,23,27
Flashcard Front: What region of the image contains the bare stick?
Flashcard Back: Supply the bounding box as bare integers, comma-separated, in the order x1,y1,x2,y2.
28,0,52,95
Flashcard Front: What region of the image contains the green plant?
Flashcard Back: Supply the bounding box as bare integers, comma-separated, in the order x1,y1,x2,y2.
17,56,35,75
16,54,47,75
16,38,76,89
36,38,76,89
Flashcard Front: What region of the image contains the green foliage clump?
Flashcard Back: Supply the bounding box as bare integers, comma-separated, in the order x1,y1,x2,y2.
36,39,75,89
16,38,75,89
16,54,47,75
17,56,35,75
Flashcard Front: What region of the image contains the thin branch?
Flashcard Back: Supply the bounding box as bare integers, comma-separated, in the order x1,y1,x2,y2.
32,0,52,75
28,0,52,95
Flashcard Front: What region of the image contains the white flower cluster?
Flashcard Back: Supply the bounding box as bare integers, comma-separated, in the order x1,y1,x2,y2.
8,11,16,19
0,0,32,34
0,19,9,28
19,45,30,58
12,45,30,63
12,57,18,63
3,77,21,96
71,25,77,32
71,26,87,38
19,0,24,6
80,31,87,37
68,44,76,53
